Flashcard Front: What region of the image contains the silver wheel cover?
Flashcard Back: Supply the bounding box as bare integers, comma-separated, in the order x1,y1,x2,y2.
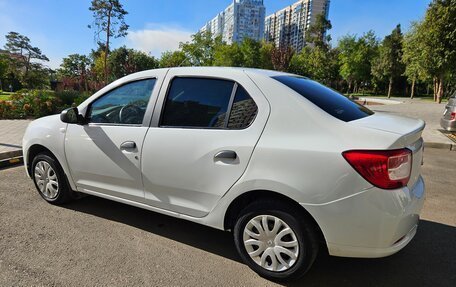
243,215,299,272
34,161,59,199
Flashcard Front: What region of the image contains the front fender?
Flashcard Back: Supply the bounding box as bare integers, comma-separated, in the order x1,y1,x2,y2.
22,115,76,190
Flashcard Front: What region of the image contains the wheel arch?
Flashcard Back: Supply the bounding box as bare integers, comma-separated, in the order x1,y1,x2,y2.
26,144,55,176
223,190,327,250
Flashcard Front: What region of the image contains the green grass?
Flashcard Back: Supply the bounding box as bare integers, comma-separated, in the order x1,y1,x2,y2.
0,91,13,101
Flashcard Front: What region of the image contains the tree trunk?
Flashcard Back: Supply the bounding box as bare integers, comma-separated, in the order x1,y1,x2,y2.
410,78,416,99
348,80,352,94
437,77,444,104
433,77,438,102
387,77,393,98
353,81,358,94
25,53,31,78
104,8,112,85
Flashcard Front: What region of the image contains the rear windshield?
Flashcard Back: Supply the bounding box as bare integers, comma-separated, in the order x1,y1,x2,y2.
272,75,374,122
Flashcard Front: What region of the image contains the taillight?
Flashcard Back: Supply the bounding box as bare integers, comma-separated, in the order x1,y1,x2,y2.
450,112,456,121
342,149,412,189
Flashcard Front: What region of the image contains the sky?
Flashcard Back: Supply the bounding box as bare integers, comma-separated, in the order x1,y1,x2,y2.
0,0,432,69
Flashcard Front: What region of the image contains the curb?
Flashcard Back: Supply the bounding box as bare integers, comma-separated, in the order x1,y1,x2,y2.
0,150,23,169
424,142,455,151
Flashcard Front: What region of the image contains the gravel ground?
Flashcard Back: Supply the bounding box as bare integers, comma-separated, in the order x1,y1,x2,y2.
0,148,455,287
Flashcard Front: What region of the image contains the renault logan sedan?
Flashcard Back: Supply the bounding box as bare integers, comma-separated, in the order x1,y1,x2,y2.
23,67,425,281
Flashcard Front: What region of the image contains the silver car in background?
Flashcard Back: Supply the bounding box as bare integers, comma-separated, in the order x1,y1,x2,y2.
441,92,456,131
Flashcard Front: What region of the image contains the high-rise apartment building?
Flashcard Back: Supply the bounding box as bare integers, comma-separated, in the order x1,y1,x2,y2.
200,0,266,44
264,0,330,52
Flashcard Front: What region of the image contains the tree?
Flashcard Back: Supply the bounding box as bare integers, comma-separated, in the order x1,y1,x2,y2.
290,13,337,85
338,31,378,93
305,13,332,51
419,0,456,102
213,43,243,67
108,46,158,79
4,31,49,81
402,22,426,98
0,55,8,90
338,35,358,92
159,50,189,68
270,46,294,71
239,38,261,68
59,54,91,91
89,0,129,84
289,46,339,85
180,31,222,66
259,42,274,70
289,50,310,76
371,25,405,98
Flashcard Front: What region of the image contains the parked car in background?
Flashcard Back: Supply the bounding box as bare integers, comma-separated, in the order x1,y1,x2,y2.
22,67,425,281
441,92,456,131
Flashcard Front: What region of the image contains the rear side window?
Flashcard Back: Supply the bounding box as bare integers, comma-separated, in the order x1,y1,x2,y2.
161,78,234,128
272,76,374,122
161,77,257,129
227,86,258,129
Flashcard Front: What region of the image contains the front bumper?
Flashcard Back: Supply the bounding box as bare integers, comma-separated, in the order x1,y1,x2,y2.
303,176,425,258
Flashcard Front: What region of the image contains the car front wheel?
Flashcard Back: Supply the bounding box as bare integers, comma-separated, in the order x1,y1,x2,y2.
31,153,75,204
233,201,318,281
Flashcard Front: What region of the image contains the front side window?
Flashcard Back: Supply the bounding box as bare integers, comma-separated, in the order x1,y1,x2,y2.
88,79,156,125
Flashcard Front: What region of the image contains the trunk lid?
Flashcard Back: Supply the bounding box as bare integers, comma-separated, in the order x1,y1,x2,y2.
350,112,425,188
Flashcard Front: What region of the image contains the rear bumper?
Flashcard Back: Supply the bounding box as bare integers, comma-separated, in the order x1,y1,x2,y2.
440,118,456,131
302,176,425,258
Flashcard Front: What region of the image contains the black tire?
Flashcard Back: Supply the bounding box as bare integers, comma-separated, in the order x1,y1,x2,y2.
31,152,76,204
233,200,319,282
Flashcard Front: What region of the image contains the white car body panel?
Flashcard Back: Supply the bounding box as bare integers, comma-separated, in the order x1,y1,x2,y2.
65,125,148,200
141,68,270,217
22,67,426,259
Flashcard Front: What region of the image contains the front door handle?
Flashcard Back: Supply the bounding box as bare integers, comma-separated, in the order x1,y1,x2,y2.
120,141,136,149
214,150,237,160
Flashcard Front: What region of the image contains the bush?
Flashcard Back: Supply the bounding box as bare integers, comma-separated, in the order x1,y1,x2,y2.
55,90,91,107
0,89,60,119
0,89,93,119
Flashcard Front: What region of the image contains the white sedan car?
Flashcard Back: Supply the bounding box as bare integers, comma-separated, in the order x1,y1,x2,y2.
23,67,425,281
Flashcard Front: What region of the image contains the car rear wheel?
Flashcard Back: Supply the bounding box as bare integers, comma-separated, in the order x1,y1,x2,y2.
31,153,75,204
233,201,319,281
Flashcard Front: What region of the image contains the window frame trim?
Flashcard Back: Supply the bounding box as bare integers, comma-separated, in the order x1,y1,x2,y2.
85,77,158,127
157,76,256,130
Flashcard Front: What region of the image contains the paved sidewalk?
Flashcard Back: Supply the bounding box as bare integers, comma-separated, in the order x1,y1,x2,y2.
368,98,454,149
0,120,31,156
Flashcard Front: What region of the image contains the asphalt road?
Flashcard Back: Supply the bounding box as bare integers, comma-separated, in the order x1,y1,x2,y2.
0,148,455,287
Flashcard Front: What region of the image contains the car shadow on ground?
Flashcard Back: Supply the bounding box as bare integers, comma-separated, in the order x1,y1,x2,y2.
65,196,456,287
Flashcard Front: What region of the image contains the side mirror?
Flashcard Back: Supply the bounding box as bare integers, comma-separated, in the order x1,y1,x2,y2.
60,107,85,124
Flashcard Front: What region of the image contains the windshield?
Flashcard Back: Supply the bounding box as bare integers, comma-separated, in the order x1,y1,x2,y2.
272,75,374,122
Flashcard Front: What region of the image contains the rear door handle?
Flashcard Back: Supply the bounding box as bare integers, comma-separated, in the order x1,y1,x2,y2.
214,150,237,160
120,141,136,149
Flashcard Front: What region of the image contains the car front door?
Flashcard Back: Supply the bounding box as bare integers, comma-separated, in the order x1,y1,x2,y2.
65,75,163,202
141,69,270,217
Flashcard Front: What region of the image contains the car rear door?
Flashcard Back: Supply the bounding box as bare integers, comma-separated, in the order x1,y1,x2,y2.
141,69,270,217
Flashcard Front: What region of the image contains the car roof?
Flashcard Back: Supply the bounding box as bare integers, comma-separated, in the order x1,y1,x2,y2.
148,66,291,77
